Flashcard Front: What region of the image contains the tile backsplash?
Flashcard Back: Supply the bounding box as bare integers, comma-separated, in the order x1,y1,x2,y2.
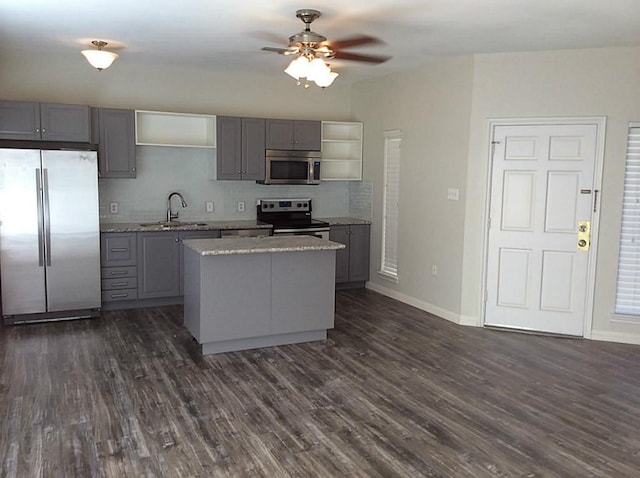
99,146,362,222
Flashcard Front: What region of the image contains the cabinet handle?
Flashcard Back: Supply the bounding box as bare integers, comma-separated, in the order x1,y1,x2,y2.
36,128,40,133
110,293,129,298
110,248,128,252
42,128,46,133
110,282,129,287
110,271,128,276
131,168,136,172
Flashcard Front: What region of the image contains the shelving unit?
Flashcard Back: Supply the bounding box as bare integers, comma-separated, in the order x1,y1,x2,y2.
135,110,216,148
321,121,363,181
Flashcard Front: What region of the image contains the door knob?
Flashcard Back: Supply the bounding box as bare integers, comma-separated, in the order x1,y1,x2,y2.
577,221,590,251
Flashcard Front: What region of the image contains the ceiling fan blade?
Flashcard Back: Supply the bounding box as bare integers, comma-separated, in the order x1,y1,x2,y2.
251,30,289,46
332,51,390,64
321,35,382,50
262,46,296,55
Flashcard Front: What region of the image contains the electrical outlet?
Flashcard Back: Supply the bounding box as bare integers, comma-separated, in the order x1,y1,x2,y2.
237,201,245,212
431,265,438,276
109,202,119,214
447,188,459,201
206,201,214,213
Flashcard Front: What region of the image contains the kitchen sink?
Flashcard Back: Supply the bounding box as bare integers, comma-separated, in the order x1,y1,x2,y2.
139,221,208,228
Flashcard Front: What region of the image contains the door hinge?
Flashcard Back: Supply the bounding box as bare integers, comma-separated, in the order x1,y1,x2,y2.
593,189,600,213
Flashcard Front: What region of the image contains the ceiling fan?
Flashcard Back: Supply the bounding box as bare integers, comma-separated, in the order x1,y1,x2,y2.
262,9,389,88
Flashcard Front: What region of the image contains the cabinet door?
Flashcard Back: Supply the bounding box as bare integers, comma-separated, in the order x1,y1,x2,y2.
265,119,294,149
0,101,40,140
329,225,350,283
348,225,370,282
178,230,221,294
97,108,136,178
40,103,90,142
241,117,266,181
137,232,181,298
216,116,242,180
294,120,321,150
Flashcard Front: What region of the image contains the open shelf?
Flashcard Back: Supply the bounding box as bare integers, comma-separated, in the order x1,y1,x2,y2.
321,121,363,181
136,110,216,148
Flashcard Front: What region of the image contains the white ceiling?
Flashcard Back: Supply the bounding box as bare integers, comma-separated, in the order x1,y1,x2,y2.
2,0,640,83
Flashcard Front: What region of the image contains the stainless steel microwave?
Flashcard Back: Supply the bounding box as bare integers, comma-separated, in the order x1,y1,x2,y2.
258,150,321,185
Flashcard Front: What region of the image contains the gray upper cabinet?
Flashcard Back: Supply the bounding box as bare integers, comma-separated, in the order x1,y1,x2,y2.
217,116,265,181
0,101,90,142
93,108,136,178
330,224,370,285
265,119,321,150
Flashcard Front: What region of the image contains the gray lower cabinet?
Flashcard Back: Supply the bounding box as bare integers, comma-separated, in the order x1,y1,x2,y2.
136,230,222,299
216,116,265,180
137,232,181,299
330,224,370,285
100,233,138,302
265,119,321,150
92,108,136,178
0,101,91,142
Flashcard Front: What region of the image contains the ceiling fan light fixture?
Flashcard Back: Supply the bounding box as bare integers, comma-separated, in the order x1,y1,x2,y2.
81,40,118,71
284,55,310,79
306,57,330,81
314,70,339,88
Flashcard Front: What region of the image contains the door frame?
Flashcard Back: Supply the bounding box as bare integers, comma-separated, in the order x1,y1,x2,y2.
481,117,607,338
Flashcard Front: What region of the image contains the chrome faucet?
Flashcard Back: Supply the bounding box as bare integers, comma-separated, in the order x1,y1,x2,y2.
167,192,187,222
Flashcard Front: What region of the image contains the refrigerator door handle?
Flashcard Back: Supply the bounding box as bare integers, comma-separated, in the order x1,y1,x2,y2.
35,169,45,267
42,168,52,267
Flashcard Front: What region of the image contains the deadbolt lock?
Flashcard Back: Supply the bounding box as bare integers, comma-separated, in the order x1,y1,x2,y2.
577,221,590,251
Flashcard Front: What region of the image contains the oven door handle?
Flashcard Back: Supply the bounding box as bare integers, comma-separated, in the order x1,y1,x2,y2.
274,228,330,234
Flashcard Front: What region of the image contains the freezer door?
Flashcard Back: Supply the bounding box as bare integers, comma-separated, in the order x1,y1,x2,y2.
0,149,47,315
41,150,101,312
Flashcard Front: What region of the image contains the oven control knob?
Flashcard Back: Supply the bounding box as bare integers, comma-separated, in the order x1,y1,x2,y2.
303,202,308,207
297,203,302,208
269,204,274,208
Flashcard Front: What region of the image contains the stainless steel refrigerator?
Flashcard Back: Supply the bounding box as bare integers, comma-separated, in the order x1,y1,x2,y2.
0,148,101,324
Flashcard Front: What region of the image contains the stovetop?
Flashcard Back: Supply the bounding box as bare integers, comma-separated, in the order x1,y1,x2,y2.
257,198,329,230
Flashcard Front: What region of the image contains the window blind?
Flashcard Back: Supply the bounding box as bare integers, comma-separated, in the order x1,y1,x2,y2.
614,123,640,317
380,130,401,278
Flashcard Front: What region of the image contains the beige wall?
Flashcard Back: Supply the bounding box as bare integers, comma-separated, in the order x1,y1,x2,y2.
0,48,352,118
352,46,640,342
351,56,474,320
463,47,640,341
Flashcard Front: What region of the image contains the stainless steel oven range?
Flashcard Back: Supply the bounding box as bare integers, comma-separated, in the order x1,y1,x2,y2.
257,198,329,239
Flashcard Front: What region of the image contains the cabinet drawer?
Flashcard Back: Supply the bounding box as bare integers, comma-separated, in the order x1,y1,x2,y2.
102,289,138,302
101,276,137,290
101,265,136,279
101,233,137,266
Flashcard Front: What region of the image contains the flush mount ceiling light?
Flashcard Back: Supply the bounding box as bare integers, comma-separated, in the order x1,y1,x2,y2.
81,40,119,71
262,9,389,89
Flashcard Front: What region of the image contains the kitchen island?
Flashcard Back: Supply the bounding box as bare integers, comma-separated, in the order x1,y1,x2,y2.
182,235,345,355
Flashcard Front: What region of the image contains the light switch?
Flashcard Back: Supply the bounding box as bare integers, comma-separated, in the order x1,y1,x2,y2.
447,188,459,201
206,201,214,213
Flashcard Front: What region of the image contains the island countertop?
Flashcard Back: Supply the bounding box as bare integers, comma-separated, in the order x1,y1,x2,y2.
183,235,345,256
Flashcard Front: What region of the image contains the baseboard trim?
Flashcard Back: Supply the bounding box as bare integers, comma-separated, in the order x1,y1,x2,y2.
365,282,467,325
590,330,640,346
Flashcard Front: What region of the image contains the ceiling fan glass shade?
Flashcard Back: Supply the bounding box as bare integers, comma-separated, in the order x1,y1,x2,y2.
284,55,310,79
306,58,330,81
313,70,338,88
81,48,118,70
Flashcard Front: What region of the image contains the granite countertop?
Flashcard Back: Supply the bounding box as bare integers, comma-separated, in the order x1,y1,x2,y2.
100,220,272,233
184,235,346,256
318,217,372,226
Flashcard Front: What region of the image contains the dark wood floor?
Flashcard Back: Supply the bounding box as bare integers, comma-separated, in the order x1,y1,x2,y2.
1,289,640,477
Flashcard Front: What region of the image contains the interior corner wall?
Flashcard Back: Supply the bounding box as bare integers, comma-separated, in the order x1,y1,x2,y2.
351,56,474,320
462,46,640,338
0,48,352,119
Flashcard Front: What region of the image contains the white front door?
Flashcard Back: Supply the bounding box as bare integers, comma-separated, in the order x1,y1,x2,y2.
484,123,599,336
